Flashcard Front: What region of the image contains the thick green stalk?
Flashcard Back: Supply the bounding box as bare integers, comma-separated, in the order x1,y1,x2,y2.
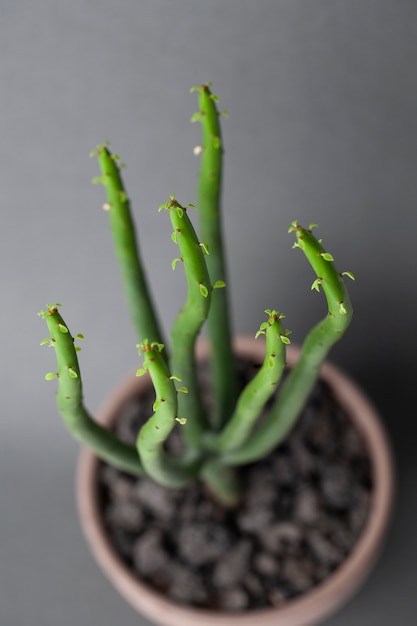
39,304,143,475
199,459,242,508
224,223,354,465
212,310,289,453
160,197,212,451
92,144,164,348
136,341,200,487
191,84,238,428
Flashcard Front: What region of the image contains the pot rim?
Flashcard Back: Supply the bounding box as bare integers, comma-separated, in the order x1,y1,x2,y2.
76,338,395,626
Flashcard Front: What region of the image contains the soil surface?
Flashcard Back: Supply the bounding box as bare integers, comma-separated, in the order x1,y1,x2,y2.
98,358,373,612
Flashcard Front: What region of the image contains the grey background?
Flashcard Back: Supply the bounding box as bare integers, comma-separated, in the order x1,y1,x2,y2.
1,1,416,624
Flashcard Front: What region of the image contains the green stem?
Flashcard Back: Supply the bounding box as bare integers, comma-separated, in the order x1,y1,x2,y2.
199,459,241,508
39,304,143,475
224,223,354,465
212,310,288,453
136,341,200,488
93,144,165,349
192,84,238,428
160,197,211,451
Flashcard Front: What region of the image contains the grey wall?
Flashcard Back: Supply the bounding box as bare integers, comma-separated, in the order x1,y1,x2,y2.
1,2,416,625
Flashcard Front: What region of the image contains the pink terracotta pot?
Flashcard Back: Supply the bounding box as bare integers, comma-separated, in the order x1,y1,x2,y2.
77,338,395,626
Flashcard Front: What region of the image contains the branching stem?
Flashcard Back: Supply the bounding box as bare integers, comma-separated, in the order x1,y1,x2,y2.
212,310,289,453
161,197,211,451
192,84,238,427
224,223,354,465
39,305,143,475
93,144,165,350
136,341,200,487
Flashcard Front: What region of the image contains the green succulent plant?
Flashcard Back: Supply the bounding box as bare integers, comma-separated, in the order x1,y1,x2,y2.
39,83,354,506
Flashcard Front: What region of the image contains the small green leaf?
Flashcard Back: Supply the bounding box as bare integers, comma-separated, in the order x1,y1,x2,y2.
255,330,265,339
137,340,150,354
175,417,187,425
177,387,188,394
342,271,355,281
199,242,210,255
169,374,182,382
199,284,209,298
75,333,85,340
268,356,275,368
171,231,178,244
213,136,222,149
171,257,182,271
153,399,162,411
90,142,109,158
58,324,69,334
68,367,78,379
280,335,291,345
311,278,322,292
339,302,347,315
220,110,229,118
119,191,127,202
213,280,226,289
190,112,203,123
309,223,318,230
40,338,51,346
45,372,58,380
320,252,334,262
75,346,82,352
210,93,220,102
288,221,298,233
136,368,147,377
39,303,61,318
176,206,184,218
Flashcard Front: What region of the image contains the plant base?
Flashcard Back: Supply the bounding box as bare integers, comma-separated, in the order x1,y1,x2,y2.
77,339,394,626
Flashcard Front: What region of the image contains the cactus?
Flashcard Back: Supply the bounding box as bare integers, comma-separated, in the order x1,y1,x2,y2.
191,84,238,428
160,196,213,451
40,84,354,506
39,305,143,475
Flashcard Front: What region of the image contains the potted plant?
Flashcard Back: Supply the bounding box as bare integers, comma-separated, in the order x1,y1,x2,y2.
39,84,394,626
